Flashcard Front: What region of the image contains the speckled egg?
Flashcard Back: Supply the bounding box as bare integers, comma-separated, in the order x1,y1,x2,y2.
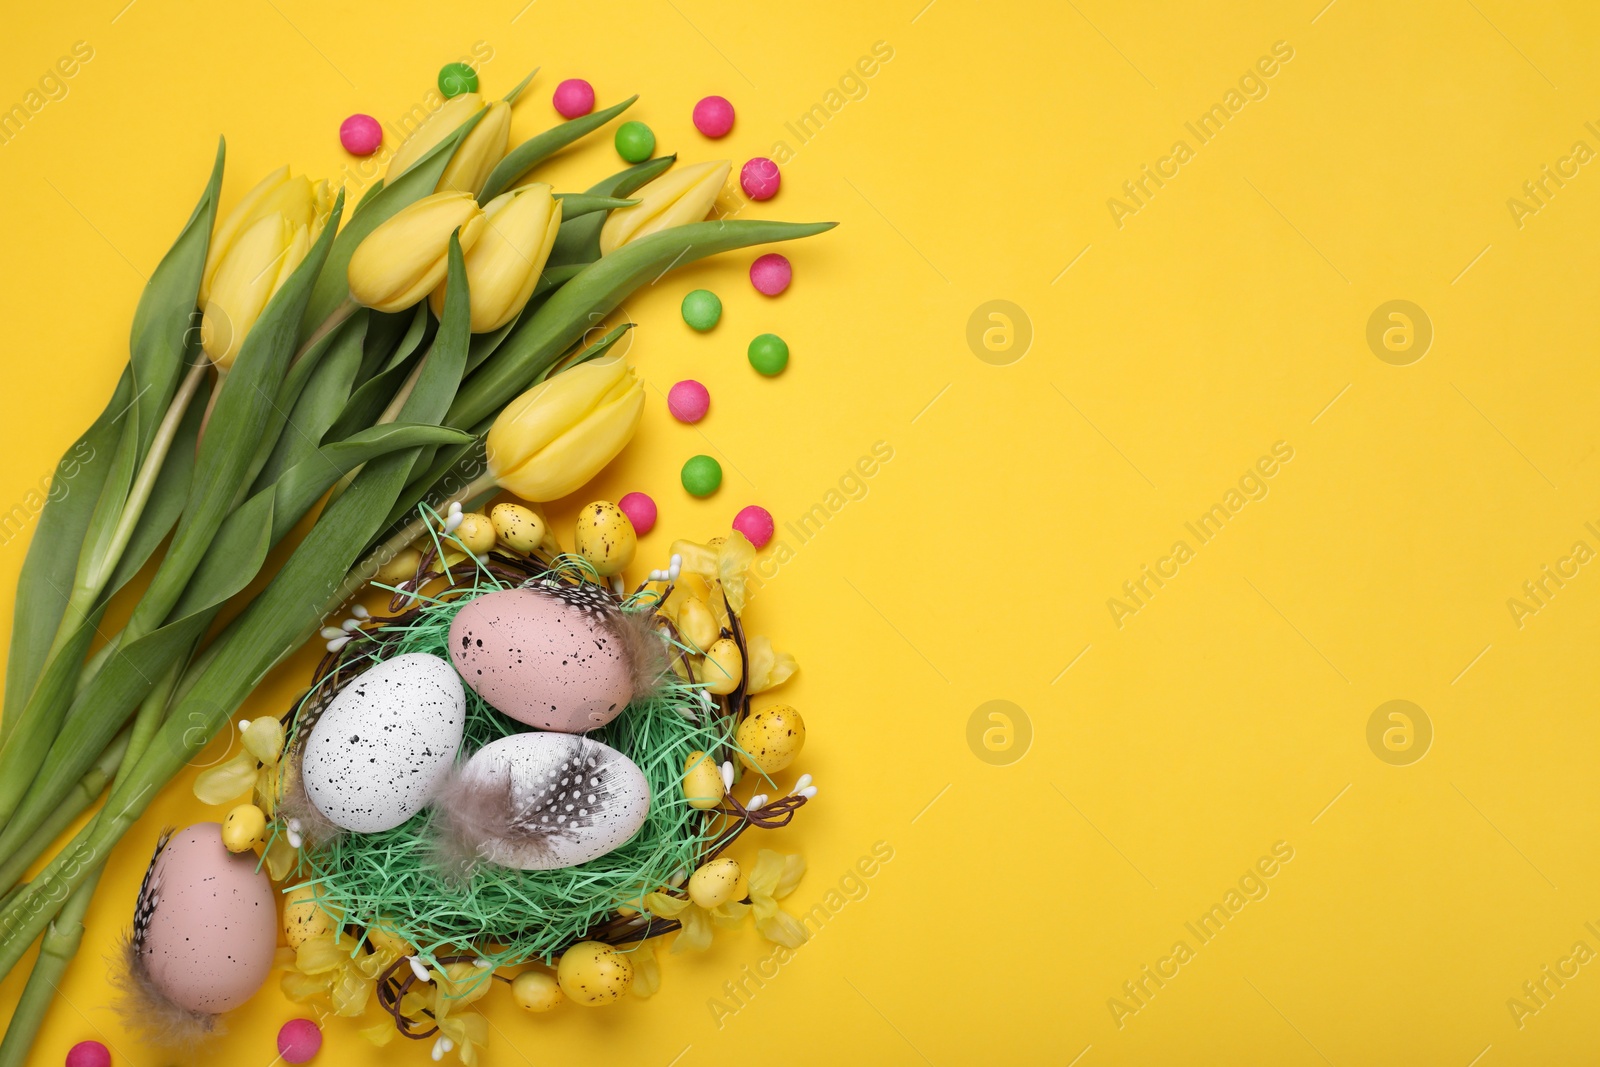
735,704,806,774
301,653,466,832
449,732,650,869
448,585,634,732
136,824,276,1014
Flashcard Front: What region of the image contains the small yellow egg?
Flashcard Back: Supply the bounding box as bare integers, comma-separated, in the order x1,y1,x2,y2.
221,803,266,853
688,857,742,909
455,512,496,556
735,704,806,774
375,546,422,584
283,884,342,948
682,751,725,810
573,501,637,577
435,961,493,1007
557,941,633,1006
366,922,414,956
512,970,564,1012
678,597,719,652
491,502,546,554
701,638,743,695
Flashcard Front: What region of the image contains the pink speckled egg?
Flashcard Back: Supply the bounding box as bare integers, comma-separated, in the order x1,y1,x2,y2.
136,824,276,1015
449,586,635,732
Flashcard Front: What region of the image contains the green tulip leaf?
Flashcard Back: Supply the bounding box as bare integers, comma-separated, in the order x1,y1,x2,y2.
547,155,677,268
478,96,639,203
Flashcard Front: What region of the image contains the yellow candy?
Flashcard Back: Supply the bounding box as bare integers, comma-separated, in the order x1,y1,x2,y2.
682,750,725,810
573,500,637,577
283,884,342,949
557,941,633,1006
512,970,564,1012
375,546,422,584
221,803,266,853
455,512,496,555
701,638,743,695
677,597,718,652
688,857,742,909
491,502,546,554
735,704,806,774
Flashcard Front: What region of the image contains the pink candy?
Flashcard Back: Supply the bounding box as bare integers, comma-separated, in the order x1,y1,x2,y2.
668,380,711,423
749,253,792,296
619,492,657,535
339,114,382,156
693,95,736,138
277,1018,322,1064
733,506,775,549
553,79,595,118
65,1042,110,1067
740,157,781,201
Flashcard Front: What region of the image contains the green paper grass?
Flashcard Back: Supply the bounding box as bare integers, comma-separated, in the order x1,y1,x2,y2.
288,560,728,966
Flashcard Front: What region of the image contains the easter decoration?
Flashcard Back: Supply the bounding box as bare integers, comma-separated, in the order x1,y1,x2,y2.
0,52,829,1067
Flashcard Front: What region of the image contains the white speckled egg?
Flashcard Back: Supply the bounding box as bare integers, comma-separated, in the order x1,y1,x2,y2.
302,652,466,832
136,823,276,1014
443,732,650,870
448,585,635,733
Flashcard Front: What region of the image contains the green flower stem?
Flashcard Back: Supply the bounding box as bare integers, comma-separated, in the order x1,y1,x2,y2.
339,469,497,604
0,724,131,898
0,658,177,1067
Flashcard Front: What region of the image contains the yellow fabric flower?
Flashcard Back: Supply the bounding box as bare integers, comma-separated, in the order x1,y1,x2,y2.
668,532,756,617
281,931,376,1017
643,890,749,954
747,850,809,948
193,715,285,810
745,635,798,694
627,942,661,998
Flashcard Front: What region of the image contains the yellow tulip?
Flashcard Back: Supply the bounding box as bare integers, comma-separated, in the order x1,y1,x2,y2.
200,167,332,368
427,184,560,332
385,92,484,182
487,356,645,501
598,160,730,255
438,99,510,197
347,191,486,313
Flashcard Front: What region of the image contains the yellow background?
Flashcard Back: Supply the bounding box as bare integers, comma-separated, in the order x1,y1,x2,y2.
3,0,1600,1063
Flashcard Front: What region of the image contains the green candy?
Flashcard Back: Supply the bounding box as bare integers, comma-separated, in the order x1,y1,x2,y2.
747,333,789,376
614,120,656,163
438,62,479,97
680,289,722,331
681,455,723,497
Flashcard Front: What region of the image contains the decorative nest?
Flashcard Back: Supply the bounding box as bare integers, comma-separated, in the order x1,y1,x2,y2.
272,534,807,1042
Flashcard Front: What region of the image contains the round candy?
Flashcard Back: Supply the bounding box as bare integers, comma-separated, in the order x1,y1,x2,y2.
747,333,789,376
277,1018,322,1064
668,380,711,423
681,455,723,497
553,79,596,118
615,120,655,163
749,253,792,296
680,289,722,331
339,114,382,156
438,62,479,97
732,505,775,549
65,1042,110,1067
618,492,657,535
740,157,781,201
693,95,736,138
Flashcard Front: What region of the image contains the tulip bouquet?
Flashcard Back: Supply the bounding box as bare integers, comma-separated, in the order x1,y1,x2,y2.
0,64,830,1063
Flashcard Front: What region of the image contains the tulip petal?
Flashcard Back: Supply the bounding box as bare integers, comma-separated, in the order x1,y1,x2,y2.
439,99,511,198
598,161,730,255
387,93,484,180
494,376,644,500
486,356,629,473
203,165,290,299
